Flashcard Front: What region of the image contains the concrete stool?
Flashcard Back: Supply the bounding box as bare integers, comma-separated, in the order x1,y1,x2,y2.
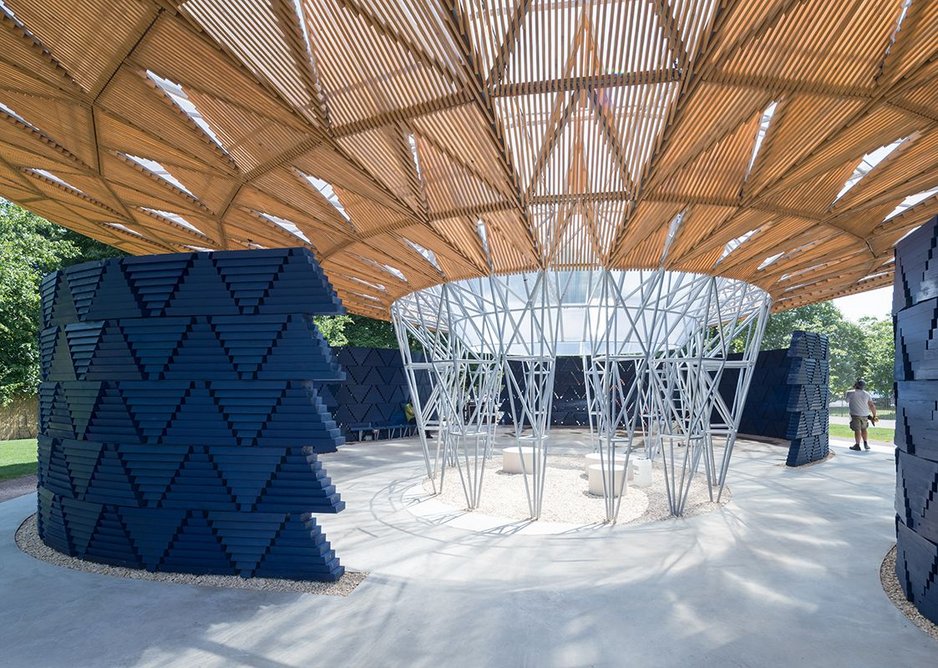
502,446,540,474
631,458,653,487
588,464,627,497
583,452,632,479
583,452,601,475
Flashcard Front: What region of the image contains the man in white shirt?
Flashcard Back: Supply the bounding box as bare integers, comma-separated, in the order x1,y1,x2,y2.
846,379,877,451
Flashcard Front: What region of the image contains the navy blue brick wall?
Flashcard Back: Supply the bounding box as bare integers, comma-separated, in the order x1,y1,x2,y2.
894,216,938,624
329,347,417,439
329,353,593,437
36,249,347,581
731,348,791,439
500,357,599,427
718,332,830,466
551,357,605,426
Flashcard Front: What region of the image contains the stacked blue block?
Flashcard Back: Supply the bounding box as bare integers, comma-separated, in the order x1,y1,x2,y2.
36,248,347,581
894,216,938,624
784,331,830,466
715,336,829,466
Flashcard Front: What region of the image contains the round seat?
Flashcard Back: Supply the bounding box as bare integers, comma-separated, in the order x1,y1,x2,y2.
631,458,653,487
584,452,631,479
502,446,542,474
587,463,627,497
583,452,602,475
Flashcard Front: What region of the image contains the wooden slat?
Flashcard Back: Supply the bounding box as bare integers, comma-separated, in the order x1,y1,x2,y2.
0,0,935,319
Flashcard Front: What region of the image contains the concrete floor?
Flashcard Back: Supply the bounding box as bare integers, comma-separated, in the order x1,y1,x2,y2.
0,434,934,667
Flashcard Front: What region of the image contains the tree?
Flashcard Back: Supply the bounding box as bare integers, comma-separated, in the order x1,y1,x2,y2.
314,314,399,348
0,201,123,404
760,302,866,394
313,315,352,347
858,316,895,405
342,314,398,348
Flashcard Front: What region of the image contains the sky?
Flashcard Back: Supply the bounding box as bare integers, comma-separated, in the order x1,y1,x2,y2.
833,286,893,323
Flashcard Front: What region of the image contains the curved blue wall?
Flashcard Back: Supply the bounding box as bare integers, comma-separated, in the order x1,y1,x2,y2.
894,215,938,623
37,249,346,581
716,332,830,466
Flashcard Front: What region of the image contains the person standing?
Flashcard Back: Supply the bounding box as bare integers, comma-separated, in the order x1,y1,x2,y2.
846,379,877,451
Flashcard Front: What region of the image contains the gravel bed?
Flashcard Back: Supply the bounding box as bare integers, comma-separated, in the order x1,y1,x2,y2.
880,544,938,641
15,514,366,596
425,451,729,525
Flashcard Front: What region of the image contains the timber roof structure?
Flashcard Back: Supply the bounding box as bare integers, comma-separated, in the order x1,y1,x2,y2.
1,0,936,317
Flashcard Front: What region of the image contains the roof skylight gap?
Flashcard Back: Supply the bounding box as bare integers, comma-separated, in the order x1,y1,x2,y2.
348,290,382,303
379,263,407,282
26,168,84,194
349,276,387,292
0,101,37,130
256,211,310,243
832,137,907,204
744,101,777,180
145,70,227,153
779,260,836,283
0,1,46,51
756,252,783,271
884,186,938,221
659,210,685,264
877,0,913,79
858,270,891,283
475,218,493,268
291,0,315,61
105,222,144,238
300,171,351,222
407,133,424,179
402,237,442,272
758,238,821,272
714,228,758,267
894,225,924,246
353,253,408,283
121,153,193,196
139,207,205,236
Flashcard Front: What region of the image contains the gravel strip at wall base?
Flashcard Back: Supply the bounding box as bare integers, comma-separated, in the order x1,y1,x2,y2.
880,544,938,641
425,452,730,525
15,514,366,596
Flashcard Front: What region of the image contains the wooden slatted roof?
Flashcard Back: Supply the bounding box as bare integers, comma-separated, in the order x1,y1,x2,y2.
1,0,936,317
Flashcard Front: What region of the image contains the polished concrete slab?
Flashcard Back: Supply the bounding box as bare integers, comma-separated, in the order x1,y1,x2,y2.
1,434,934,667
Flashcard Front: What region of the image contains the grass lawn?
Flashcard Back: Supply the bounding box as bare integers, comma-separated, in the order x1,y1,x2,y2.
0,439,38,481
829,406,896,421
828,423,894,443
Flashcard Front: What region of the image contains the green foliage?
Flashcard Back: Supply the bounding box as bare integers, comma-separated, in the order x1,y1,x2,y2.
858,316,895,404
313,314,399,348
342,314,398,348
313,315,352,347
0,201,123,405
761,302,895,403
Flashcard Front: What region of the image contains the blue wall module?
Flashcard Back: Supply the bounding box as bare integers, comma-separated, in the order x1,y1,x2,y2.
893,215,938,624
37,248,347,581
717,333,830,466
